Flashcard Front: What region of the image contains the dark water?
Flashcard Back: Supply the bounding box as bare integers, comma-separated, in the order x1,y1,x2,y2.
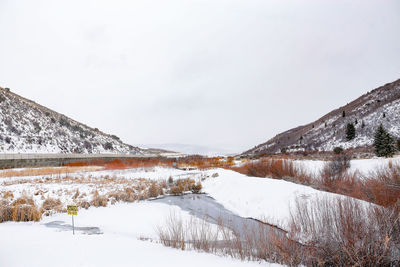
44,220,102,235
152,194,286,238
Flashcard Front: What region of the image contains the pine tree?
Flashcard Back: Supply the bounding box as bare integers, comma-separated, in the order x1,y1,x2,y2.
346,123,356,141
374,124,395,157
361,121,365,128
342,110,346,117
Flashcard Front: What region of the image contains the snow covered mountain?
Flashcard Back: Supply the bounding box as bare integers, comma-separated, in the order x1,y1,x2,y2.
0,86,144,154
242,79,400,157
139,143,237,156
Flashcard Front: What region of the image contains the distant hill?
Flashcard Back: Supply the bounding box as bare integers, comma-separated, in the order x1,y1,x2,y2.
140,143,237,156
0,86,144,154
242,79,400,157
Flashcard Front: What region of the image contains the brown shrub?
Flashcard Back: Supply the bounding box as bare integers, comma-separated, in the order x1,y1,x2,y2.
0,200,12,223
0,197,41,222
362,165,400,206
91,195,108,207
12,197,35,206
289,196,400,266
0,166,100,178
108,187,138,203
42,197,62,212
233,158,311,185
73,189,80,200
170,185,184,195
148,182,160,198
12,204,42,222
80,201,90,209
91,191,108,207
191,182,202,193
123,188,138,202
2,191,14,200
316,162,400,207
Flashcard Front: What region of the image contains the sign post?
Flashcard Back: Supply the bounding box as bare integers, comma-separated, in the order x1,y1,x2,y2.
67,205,78,235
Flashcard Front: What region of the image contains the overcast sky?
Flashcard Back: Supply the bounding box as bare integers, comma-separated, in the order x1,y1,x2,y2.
0,0,399,153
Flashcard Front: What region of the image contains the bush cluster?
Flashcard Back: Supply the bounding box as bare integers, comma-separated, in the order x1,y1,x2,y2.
0,197,41,222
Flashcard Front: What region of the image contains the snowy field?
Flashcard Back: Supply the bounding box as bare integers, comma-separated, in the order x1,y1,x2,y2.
0,157,394,266
0,202,281,267
294,156,400,177
202,169,370,230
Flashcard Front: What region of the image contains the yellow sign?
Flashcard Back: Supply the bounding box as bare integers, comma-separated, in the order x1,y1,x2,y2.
67,205,78,216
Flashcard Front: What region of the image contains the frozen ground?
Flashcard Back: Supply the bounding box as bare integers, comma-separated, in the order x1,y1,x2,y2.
293,156,400,177
0,157,391,266
0,201,281,267
201,169,367,230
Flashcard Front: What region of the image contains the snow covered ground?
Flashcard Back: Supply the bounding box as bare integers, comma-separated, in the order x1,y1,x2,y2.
0,202,281,267
201,169,367,230
293,156,400,177
349,156,400,175
0,157,391,266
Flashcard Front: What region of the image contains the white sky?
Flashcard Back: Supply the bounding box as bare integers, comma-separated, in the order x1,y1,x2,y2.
0,0,399,153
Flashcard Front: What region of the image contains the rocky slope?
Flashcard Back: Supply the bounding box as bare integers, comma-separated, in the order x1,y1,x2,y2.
242,79,400,157
0,87,144,154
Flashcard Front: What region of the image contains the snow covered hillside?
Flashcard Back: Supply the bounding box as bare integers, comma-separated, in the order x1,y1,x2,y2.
243,78,400,156
0,87,143,154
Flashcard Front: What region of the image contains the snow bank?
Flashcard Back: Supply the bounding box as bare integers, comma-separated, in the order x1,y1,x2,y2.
0,202,280,267
292,156,400,178
202,169,363,230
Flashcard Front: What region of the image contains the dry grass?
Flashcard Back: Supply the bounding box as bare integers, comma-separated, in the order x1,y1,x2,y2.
91,190,108,207
0,196,41,222
2,191,14,200
108,188,138,203
42,197,62,212
168,178,200,196
0,166,102,178
148,182,161,198
0,163,203,224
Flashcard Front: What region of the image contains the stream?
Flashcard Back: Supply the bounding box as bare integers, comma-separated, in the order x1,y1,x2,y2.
152,194,287,239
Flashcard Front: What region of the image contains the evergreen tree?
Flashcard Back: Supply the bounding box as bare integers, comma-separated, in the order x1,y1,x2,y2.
342,110,346,117
361,121,365,128
346,123,356,141
374,124,395,157
397,139,400,151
